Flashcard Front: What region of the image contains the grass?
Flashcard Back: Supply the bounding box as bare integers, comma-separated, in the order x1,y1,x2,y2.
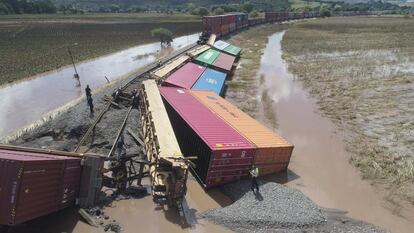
282,16,414,205
225,24,286,120
0,14,201,86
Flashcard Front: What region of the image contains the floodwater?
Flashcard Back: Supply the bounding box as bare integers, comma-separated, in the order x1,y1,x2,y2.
259,30,414,233
8,178,232,233
0,33,198,139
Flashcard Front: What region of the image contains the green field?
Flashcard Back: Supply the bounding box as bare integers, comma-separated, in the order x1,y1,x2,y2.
282,16,414,206
0,13,201,85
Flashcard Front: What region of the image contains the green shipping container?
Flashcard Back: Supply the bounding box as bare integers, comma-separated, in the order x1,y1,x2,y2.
195,49,220,65
223,45,242,56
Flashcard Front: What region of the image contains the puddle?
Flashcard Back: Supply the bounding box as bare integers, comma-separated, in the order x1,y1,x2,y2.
7,178,231,233
259,31,414,233
0,33,198,138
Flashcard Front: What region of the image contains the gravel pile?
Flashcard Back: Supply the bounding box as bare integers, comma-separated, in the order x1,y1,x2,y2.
200,181,326,232
200,180,389,233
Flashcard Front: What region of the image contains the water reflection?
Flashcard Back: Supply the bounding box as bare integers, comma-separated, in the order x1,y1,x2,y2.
0,33,198,138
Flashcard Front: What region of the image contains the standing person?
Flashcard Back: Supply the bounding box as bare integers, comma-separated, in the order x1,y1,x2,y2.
85,84,92,99
250,165,259,193
87,95,94,114
116,135,126,160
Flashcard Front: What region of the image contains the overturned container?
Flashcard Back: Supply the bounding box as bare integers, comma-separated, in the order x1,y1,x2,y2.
159,87,256,188
191,68,227,96
163,62,206,89
190,90,294,176
0,148,82,226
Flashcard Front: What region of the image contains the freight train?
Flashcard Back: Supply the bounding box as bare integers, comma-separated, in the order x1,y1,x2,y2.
201,11,317,38
201,11,369,39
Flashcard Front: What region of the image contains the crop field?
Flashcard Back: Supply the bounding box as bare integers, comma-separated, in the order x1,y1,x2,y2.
0,14,201,85
282,16,414,205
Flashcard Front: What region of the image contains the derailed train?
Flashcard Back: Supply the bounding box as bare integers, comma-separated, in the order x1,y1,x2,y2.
0,11,369,226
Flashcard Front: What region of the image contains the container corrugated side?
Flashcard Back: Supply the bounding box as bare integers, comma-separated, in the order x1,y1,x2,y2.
191,68,226,96
223,44,242,56
163,62,206,89
212,52,236,72
190,90,294,175
159,87,256,188
195,49,220,65
0,149,81,226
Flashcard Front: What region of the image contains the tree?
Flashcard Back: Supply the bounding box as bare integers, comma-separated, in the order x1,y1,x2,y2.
197,7,209,16
187,3,196,12
0,2,12,14
320,6,331,17
243,3,254,13
213,7,225,15
151,28,173,47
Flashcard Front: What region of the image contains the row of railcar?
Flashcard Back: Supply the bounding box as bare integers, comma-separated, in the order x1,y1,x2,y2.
203,11,319,37
203,10,370,38
152,36,293,188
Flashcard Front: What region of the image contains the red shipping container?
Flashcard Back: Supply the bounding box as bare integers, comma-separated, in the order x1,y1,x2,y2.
0,149,81,226
212,52,236,72
163,62,206,89
159,87,256,188
221,24,229,36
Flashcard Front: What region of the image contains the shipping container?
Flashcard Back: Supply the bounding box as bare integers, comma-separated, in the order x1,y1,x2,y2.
192,68,226,96
163,62,206,89
220,23,230,36
0,149,81,226
190,90,294,176
212,52,236,73
214,40,231,51
159,87,256,188
152,55,190,80
229,22,236,32
223,44,242,57
195,48,220,66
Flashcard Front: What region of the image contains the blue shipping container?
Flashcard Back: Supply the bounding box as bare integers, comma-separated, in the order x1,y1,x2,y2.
191,68,226,96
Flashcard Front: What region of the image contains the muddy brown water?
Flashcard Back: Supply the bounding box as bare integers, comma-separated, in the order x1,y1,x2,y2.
6,178,231,233
260,30,414,233
0,34,198,139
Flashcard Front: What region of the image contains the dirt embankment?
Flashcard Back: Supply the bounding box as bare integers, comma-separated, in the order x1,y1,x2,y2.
282,16,414,208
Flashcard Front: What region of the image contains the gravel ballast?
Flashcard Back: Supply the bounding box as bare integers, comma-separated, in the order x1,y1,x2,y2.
200,181,326,232
200,180,389,233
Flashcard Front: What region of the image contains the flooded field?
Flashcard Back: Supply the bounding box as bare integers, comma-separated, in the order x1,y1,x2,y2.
0,33,198,139
282,17,414,207
0,18,201,84
257,30,414,233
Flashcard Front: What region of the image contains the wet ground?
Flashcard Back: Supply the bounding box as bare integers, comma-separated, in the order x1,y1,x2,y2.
5,178,231,233
0,33,198,139
258,31,414,233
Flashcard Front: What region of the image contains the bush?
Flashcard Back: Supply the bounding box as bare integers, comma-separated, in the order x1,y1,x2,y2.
197,7,209,16
151,28,173,46
213,7,225,15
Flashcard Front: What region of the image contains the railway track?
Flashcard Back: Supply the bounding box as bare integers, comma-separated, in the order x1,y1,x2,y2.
73,43,198,156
